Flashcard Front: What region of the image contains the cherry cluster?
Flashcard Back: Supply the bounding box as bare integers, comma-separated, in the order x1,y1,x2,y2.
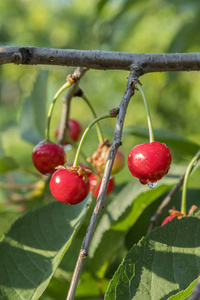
32,122,172,207
32,119,125,205
31,80,173,214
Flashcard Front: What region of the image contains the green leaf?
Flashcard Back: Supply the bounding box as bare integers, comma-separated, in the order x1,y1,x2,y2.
105,209,200,300
0,156,19,173
89,175,178,273
123,125,200,156
168,278,198,300
0,195,91,300
20,70,48,144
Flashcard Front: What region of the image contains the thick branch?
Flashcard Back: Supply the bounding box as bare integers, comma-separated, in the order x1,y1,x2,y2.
1,46,200,73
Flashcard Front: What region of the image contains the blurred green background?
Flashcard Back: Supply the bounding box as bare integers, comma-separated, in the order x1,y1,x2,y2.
0,0,200,221
1,0,200,159
1,1,200,298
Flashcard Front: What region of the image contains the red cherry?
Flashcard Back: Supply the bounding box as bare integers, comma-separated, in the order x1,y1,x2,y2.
50,168,90,204
93,177,115,197
32,140,66,175
161,215,175,226
87,173,115,197
87,173,99,192
127,142,172,184
55,119,82,145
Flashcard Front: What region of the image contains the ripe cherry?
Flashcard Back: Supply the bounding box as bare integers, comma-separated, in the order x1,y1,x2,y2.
161,207,188,226
87,173,115,197
87,173,99,192
93,177,115,197
161,215,175,226
127,141,172,185
32,140,66,175
50,167,90,204
56,119,82,145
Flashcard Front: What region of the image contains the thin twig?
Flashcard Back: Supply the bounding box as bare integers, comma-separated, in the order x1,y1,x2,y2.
57,67,88,144
189,276,200,300
1,46,200,73
0,182,39,190
66,69,138,300
147,174,185,233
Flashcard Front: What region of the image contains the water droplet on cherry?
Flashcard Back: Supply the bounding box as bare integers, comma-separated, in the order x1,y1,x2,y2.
64,144,72,151
148,181,158,189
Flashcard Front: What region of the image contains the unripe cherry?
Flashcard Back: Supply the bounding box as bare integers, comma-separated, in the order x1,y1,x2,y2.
87,139,125,176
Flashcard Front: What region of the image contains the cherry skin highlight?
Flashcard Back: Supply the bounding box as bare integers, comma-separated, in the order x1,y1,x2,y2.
55,119,82,145
32,140,66,175
127,142,172,184
50,168,90,204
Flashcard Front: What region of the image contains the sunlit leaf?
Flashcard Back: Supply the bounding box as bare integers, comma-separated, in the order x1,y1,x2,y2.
168,278,198,299
105,209,200,299
89,175,178,273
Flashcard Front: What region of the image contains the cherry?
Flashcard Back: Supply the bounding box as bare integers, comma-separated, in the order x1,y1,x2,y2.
109,150,125,175
87,173,99,192
127,141,172,185
87,139,125,175
87,173,115,197
161,215,175,226
93,177,115,197
32,140,66,175
56,119,82,145
50,167,90,204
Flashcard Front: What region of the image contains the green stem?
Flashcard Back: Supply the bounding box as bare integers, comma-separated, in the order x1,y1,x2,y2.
181,150,200,215
135,82,154,143
81,95,104,144
45,81,72,141
73,112,114,167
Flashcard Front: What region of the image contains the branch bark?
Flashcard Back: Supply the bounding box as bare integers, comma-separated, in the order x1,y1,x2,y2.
57,67,88,144
66,68,138,300
1,46,200,73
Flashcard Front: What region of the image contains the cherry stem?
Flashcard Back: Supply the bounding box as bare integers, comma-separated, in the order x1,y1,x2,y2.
73,112,115,167
45,81,72,141
181,150,200,215
135,82,154,143
81,94,104,144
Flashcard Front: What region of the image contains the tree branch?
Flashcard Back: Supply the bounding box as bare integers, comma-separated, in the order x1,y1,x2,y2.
1,46,200,73
66,68,138,300
57,67,88,144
